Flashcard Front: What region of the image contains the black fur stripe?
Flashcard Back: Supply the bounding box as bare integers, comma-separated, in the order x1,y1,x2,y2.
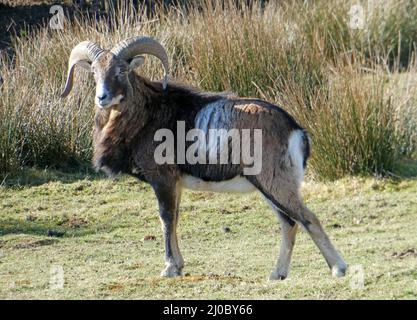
301,129,311,169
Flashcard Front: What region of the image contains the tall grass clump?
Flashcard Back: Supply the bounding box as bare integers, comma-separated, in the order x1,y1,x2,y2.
0,0,416,179
267,62,409,179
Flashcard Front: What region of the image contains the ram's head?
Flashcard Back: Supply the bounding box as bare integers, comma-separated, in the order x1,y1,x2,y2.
61,36,169,109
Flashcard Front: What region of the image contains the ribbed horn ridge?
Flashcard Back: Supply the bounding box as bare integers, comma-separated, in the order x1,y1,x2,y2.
61,41,104,98
111,36,169,89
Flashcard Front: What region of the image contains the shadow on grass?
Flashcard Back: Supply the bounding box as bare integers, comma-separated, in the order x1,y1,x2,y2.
0,2,55,53
0,167,106,188
394,158,417,178
0,216,114,239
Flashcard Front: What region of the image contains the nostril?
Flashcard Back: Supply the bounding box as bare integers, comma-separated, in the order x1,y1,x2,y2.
98,94,108,101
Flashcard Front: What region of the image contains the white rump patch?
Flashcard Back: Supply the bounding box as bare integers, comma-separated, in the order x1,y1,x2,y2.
287,130,305,184
181,175,256,193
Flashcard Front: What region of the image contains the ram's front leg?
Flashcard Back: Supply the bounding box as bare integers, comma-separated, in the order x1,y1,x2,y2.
152,181,184,277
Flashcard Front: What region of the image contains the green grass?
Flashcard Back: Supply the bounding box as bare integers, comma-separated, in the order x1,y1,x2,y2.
0,170,416,299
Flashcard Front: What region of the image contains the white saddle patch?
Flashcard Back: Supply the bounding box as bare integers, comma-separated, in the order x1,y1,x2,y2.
181,175,256,193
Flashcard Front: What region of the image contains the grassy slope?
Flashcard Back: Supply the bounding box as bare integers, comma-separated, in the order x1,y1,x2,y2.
0,170,416,299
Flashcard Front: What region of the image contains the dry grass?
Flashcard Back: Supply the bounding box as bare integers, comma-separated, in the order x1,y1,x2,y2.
0,0,416,178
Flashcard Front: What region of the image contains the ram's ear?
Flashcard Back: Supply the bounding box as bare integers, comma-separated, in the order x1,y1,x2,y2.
128,55,145,71
76,60,92,72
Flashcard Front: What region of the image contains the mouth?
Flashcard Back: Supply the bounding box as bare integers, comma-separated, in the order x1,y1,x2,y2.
96,94,124,109
97,100,111,109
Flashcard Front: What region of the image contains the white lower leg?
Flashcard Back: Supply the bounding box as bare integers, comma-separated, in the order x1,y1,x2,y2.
308,224,347,277
270,223,297,280
161,226,183,277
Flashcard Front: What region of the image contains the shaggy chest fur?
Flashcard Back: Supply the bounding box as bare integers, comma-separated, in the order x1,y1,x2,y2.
93,109,135,176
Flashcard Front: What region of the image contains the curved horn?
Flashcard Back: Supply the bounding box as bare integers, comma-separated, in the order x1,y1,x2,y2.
61,41,104,98
111,36,169,90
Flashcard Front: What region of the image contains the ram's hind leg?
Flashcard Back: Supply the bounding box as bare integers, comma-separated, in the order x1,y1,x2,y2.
266,198,298,280
250,176,347,278
277,191,346,277
297,204,347,277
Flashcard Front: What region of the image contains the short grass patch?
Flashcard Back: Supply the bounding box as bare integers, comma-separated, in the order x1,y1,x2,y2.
0,171,416,299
